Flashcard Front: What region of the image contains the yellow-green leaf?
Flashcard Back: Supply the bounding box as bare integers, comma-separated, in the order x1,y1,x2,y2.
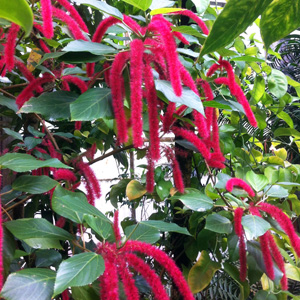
274,148,287,161
126,180,147,201
150,8,185,15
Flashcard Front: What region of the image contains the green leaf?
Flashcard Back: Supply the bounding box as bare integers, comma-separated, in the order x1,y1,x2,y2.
268,69,288,99
172,26,205,38
170,188,213,212
260,0,300,49
203,100,231,110
252,75,265,103
71,88,113,121
54,253,105,296
74,0,123,19
150,8,185,15
241,215,271,240
5,218,72,241
277,111,294,128
140,220,191,236
155,80,204,116
0,95,18,112
62,40,117,55
3,128,23,141
126,180,147,201
156,180,173,200
35,250,62,268
125,223,160,244
0,269,55,300
191,0,210,14
264,167,279,184
223,262,250,300
83,215,113,239
246,171,269,192
205,214,232,234
231,56,265,63
200,0,272,56
122,0,152,11
72,285,99,300
0,153,72,172
0,0,33,36
285,264,300,281
188,250,221,293
19,91,77,120
253,291,277,300
52,185,110,224
12,175,58,194
265,185,289,198
274,128,300,139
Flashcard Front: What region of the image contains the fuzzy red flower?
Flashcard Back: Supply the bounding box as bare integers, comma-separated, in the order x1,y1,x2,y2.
40,0,53,38
4,23,20,71
226,178,255,197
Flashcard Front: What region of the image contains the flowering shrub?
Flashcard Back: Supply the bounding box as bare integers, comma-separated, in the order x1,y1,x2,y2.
0,0,299,299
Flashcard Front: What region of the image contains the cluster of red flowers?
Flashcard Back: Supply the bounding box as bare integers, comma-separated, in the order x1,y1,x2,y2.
227,178,297,290
97,211,194,300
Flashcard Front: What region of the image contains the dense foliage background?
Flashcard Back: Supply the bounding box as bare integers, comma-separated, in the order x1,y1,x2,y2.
1,0,300,299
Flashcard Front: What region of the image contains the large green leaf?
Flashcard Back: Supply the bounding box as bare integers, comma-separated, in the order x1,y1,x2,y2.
71,88,113,121
172,26,205,38
35,250,62,268
0,0,33,36
241,215,271,240
245,171,268,192
188,250,221,293
54,253,105,296
261,0,300,49
12,175,58,194
252,75,265,103
140,220,191,236
121,0,152,11
52,185,110,224
0,153,72,172
0,95,18,112
20,91,77,120
62,40,117,55
5,218,72,241
200,0,272,56
155,80,204,116
171,188,213,212
125,223,160,244
191,0,210,14
0,269,55,300
72,285,99,300
83,215,113,239
74,0,123,19
205,214,232,234
265,185,289,198
3,128,23,141
267,69,288,99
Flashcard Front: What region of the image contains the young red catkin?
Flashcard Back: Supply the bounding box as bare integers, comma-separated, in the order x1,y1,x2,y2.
146,154,155,193
113,210,121,244
129,39,144,148
4,23,20,71
225,178,255,197
40,0,53,38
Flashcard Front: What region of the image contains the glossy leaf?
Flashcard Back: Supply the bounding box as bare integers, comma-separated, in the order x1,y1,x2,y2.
52,185,110,224
246,171,269,192
20,91,77,120
126,180,147,201
170,188,213,212
191,0,210,14
0,0,33,36
140,220,191,236
54,253,105,296
62,41,117,55
72,285,99,300
0,95,19,112
155,80,204,116
0,269,55,300
201,0,272,56
156,180,173,200
172,26,205,38
252,75,265,103
241,215,271,240
35,250,62,268
188,250,221,293
83,215,113,239
268,69,288,99
71,88,113,121
0,153,72,172
260,0,300,49
205,214,232,234
125,223,160,244
265,185,289,198
3,128,23,141
12,175,58,194
122,0,152,11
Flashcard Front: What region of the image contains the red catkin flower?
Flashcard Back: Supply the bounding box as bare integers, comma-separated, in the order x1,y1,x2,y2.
164,146,185,193
53,169,77,183
266,231,288,290
172,126,211,160
162,102,176,133
146,154,155,193
61,290,69,300
4,23,20,71
110,51,131,144
86,143,97,160
40,0,53,38
103,62,111,87
52,7,87,41
167,10,209,35
130,39,144,148
39,40,51,53
144,60,160,161
99,259,119,300
62,75,88,94
55,0,89,32
56,216,66,228
258,202,300,257
113,210,121,244
225,178,255,197
234,207,244,237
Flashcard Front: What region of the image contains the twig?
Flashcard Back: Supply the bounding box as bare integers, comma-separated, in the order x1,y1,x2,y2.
4,195,33,211
2,83,29,90
1,206,13,221
0,88,16,99
0,189,13,197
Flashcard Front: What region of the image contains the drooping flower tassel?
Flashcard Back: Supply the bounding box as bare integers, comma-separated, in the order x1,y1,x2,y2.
53,169,77,183
39,40,51,53
40,0,53,38
55,0,89,33
99,259,119,300
225,178,255,197
164,146,185,193
144,60,160,161
62,75,88,94
4,23,20,71
129,39,144,148
146,154,155,193
113,210,121,244
162,102,176,133
110,51,131,144
61,290,70,300
52,7,87,41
